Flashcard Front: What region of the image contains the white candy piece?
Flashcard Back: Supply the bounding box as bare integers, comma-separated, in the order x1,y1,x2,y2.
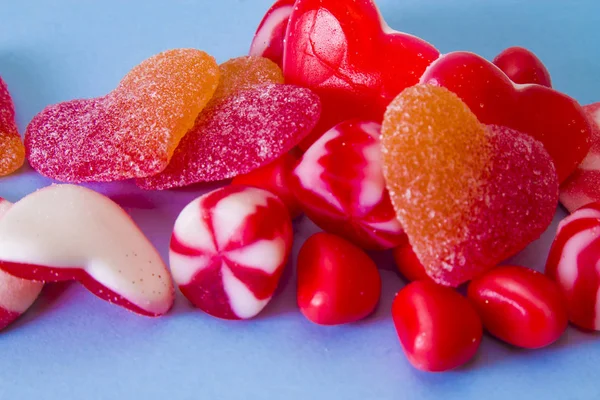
0,185,173,316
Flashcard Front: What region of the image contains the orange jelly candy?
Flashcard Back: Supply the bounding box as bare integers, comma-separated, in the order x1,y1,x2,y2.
0,77,25,176
25,49,219,182
381,85,558,286
212,56,284,101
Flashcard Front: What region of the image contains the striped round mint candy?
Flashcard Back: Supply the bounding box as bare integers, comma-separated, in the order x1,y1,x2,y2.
546,202,600,330
170,185,293,320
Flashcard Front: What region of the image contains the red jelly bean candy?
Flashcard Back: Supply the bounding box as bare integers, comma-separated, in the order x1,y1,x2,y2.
560,103,600,212
25,49,219,182
0,77,25,176
170,185,293,320
0,198,44,331
297,232,381,325
392,281,483,372
284,0,439,149
468,266,568,349
392,234,431,283
546,202,600,331
232,152,302,219
137,84,321,190
249,0,295,68
291,120,404,250
382,85,559,287
493,46,552,87
0,185,174,316
420,51,591,182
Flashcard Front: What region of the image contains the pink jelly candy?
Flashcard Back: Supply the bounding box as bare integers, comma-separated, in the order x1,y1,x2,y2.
170,185,293,320
560,103,600,213
0,198,44,331
0,77,26,176
249,0,295,67
283,0,440,149
546,202,600,331
381,85,559,286
291,120,404,250
137,84,321,190
493,46,552,87
0,185,174,316
25,49,219,182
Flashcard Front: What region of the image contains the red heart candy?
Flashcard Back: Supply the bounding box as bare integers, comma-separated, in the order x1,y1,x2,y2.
420,51,592,182
283,0,439,149
493,46,552,87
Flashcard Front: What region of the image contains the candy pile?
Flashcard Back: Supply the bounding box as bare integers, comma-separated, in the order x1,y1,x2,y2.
0,0,598,374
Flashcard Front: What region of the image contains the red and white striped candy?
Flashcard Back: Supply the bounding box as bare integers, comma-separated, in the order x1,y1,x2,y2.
0,185,174,317
170,185,293,320
546,202,600,330
0,198,44,330
249,0,295,68
560,103,600,213
291,120,404,250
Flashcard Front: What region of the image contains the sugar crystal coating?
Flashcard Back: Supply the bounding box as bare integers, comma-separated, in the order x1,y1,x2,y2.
25,49,219,182
0,77,25,176
382,85,558,286
213,56,284,101
137,84,321,190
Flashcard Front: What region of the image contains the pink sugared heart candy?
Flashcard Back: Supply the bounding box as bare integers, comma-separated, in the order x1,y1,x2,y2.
291,120,404,250
382,85,559,286
493,46,552,87
546,202,600,331
0,198,44,331
420,51,591,183
170,185,293,320
249,0,295,67
0,185,174,316
137,84,320,190
559,103,600,212
232,152,302,219
284,0,439,149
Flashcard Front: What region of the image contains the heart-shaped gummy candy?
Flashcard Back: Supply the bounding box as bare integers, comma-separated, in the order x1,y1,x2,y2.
284,0,439,149
381,85,559,287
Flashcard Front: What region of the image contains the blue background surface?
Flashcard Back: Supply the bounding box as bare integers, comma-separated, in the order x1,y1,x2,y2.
1,1,599,399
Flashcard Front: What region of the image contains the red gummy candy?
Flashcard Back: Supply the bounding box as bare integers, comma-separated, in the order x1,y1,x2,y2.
283,0,439,149
297,232,381,325
170,185,293,320
232,152,302,219
560,103,600,212
493,46,552,87
25,49,220,182
546,202,600,331
249,0,295,67
291,120,404,250
0,77,25,176
382,85,559,286
137,84,320,190
392,234,431,283
420,51,591,182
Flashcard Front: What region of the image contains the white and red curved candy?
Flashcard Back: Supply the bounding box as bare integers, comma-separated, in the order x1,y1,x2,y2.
170,185,293,320
0,198,44,331
546,202,600,331
560,103,600,213
0,185,174,317
291,120,404,250
249,0,295,67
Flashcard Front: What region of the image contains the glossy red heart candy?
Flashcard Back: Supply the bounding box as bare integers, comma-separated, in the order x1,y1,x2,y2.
284,0,439,149
420,51,591,182
249,0,295,67
493,46,552,87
